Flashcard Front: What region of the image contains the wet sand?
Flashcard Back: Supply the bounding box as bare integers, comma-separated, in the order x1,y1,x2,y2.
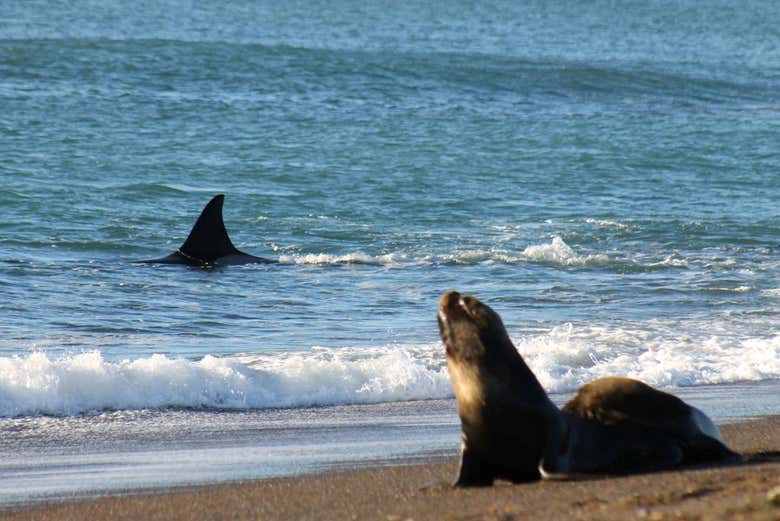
3,416,779,521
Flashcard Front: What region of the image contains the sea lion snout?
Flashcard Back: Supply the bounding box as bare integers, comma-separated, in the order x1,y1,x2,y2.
439,291,463,318
438,291,498,364
438,291,459,355
439,291,480,322
438,292,482,343
438,291,476,358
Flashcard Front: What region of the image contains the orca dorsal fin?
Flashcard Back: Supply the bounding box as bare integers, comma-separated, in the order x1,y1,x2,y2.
140,194,273,266
177,194,241,263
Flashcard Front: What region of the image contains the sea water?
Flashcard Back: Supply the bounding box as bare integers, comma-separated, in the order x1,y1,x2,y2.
1,0,779,505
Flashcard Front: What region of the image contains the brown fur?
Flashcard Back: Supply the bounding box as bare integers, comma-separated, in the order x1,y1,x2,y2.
563,377,691,428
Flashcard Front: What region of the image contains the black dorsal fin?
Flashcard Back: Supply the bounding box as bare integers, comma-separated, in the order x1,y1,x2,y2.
140,194,273,266
177,194,241,262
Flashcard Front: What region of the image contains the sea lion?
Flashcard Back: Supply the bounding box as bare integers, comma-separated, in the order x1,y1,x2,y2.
546,376,740,477
437,290,558,485
437,291,740,486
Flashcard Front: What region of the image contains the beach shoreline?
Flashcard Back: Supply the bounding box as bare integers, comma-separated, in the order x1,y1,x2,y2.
3,416,778,521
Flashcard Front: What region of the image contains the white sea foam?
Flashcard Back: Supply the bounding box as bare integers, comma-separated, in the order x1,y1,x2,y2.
270,245,742,272
276,252,411,267
274,240,611,268
426,249,526,265
279,249,529,267
519,324,780,394
522,237,610,266
2,325,778,417
0,346,451,417
584,218,629,229
649,255,689,268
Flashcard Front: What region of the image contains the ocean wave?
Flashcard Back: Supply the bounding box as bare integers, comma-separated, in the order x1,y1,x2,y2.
648,255,690,268
0,346,451,417
275,238,609,268
521,237,610,267
519,324,780,394
2,323,778,417
583,218,629,229
704,286,752,294
276,252,412,267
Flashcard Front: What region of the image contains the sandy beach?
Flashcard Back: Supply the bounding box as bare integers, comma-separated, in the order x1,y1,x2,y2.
3,416,778,521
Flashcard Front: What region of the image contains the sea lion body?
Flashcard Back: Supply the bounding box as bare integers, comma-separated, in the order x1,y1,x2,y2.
437,291,739,486
562,377,725,447
542,377,740,478
438,291,559,485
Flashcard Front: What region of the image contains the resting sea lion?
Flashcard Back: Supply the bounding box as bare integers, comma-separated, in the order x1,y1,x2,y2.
546,376,740,477
437,291,740,486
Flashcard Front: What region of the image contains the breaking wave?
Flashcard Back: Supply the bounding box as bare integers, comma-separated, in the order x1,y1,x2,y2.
1,324,778,417
521,237,610,266
276,252,412,267
0,346,451,417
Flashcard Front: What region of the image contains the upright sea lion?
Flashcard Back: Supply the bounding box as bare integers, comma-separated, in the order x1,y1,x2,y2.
437,290,558,485
437,291,739,486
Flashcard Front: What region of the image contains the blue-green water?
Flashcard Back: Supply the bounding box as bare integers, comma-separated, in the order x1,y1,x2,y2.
1,0,779,504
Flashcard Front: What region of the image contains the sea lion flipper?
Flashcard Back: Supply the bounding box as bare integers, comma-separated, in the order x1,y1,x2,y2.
682,435,742,465
453,444,495,487
613,437,685,473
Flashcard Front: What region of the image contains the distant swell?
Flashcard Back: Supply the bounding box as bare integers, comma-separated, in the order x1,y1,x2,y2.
1,325,779,417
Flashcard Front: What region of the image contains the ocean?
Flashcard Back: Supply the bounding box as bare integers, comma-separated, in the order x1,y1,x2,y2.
1,0,779,506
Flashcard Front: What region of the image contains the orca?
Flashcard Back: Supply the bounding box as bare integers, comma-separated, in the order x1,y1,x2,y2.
141,194,274,267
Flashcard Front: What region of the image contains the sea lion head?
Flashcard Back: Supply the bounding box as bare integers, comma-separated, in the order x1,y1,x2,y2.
437,290,548,408
437,291,512,364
